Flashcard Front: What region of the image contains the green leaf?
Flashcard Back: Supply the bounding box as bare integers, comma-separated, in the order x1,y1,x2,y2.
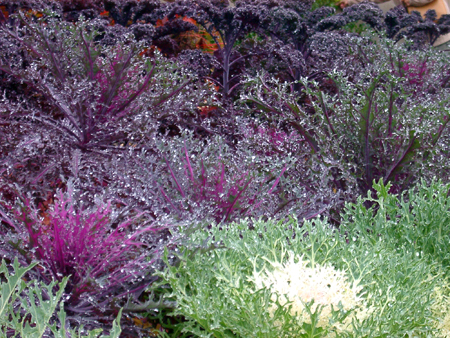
0,258,37,321
0,259,122,338
19,277,68,338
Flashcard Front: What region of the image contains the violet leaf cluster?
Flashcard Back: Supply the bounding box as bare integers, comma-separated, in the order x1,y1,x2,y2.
240,33,450,197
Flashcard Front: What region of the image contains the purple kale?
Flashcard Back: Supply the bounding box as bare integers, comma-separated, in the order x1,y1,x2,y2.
0,8,205,207
1,189,166,333
260,1,378,92
177,49,216,78
384,5,450,47
240,33,450,199
162,0,277,97
340,1,385,31
0,12,157,152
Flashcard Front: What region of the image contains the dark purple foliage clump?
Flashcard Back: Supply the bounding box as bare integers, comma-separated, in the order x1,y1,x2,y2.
240,32,450,198
0,189,167,334
0,7,206,205
384,5,450,47
159,0,280,97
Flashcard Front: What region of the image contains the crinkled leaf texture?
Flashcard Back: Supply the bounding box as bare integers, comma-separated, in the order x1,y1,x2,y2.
155,180,450,337
6,190,159,315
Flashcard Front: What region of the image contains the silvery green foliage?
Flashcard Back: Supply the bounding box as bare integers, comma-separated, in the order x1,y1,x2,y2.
155,192,447,337
342,178,450,277
241,33,450,197
0,258,122,338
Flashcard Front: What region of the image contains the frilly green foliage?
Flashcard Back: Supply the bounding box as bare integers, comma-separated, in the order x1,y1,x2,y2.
153,179,450,337
0,258,122,338
342,178,450,276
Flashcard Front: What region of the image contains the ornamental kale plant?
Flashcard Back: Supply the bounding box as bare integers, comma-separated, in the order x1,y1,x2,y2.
0,10,192,152
1,190,163,333
0,8,210,207
384,5,450,47
340,179,450,336
233,118,354,224
163,0,278,97
258,1,384,91
342,178,450,278
156,139,288,225
104,132,289,227
154,203,449,337
250,254,369,334
241,33,450,197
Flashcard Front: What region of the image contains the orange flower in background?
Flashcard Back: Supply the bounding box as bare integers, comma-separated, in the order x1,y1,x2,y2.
176,14,196,25
25,9,43,18
156,15,223,53
205,78,221,92
131,317,153,329
139,45,161,57
127,317,168,337
0,6,8,20
198,105,218,118
156,16,169,27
